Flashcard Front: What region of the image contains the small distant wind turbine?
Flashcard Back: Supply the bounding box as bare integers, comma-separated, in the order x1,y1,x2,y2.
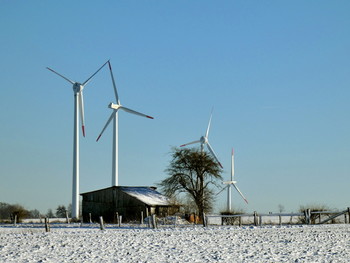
47,61,108,219
180,111,223,168
96,61,154,187
217,148,248,212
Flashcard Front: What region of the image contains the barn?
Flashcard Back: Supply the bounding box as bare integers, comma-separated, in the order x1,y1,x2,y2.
81,186,179,223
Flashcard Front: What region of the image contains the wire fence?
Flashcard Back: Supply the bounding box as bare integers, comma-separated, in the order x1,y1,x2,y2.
2,208,350,232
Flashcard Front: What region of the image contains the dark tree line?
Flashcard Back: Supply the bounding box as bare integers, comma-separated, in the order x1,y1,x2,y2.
0,202,30,221
0,202,72,222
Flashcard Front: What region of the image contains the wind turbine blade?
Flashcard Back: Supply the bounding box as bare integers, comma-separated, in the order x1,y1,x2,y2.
216,185,229,196
108,61,119,103
233,184,248,204
231,148,234,181
46,67,75,85
79,91,85,137
180,140,201,147
120,106,154,119
206,142,223,168
205,111,213,139
96,112,115,141
82,60,109,86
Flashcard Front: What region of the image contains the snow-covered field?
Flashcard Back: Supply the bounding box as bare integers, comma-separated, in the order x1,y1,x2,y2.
1,223,350,262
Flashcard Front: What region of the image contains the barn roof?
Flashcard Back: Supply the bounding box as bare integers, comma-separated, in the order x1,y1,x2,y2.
81,186,172,207
120,187,171,206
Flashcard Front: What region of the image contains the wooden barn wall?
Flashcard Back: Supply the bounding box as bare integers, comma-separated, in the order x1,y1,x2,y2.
82,188,116,223
82,187,179,223
115,190,148,222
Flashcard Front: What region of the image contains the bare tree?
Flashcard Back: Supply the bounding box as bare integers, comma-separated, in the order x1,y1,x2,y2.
56,205,67,218
1,203,35,222
8,204,29,222
29,209,41,218
278,204,285,213
159,147,223,225
46,209,55,218
0,202,9,219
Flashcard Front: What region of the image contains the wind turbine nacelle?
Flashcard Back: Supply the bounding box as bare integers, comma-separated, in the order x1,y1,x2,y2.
109,103,121,110
73,83,83,93
200,136,207,144
223,181,236,185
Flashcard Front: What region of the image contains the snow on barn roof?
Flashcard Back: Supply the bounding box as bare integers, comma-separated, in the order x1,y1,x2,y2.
120,187,171,206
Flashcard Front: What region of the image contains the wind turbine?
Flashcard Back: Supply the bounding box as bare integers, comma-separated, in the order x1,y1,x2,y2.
47,61,108,219
217,148,248,213
180,111,223,168
96,61,154,187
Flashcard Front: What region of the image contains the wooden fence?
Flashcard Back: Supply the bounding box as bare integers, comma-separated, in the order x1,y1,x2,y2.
10,208,350,231
205,208,350,226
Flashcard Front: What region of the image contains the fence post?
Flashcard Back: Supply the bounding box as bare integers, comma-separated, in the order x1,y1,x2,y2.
239,216,242,227
253,211,258,226
348,208,350,224
141,211,144,225
147,216,151,228
304,209,311,225
259,215,262,226
99,216,105,230
119,216,122,227
304,210,309,224
150,215,154,228
344,213,347,224
13,215,17,226
89,213,92,224
151,214,157,229
115,212,119,225
319,213,321,224
65,210,70,224
279,215,282,226
45,218,50,232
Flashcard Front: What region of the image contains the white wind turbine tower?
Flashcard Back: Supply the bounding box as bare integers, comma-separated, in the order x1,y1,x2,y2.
180,111,223,168
217,148,248,212
47,61,108,219
96,61,154,186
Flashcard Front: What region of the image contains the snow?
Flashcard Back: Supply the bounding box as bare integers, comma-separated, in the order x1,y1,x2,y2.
120,187,171,206
1,224,350,262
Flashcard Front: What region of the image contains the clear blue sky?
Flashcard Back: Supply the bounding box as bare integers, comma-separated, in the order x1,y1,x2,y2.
0,1,349,214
